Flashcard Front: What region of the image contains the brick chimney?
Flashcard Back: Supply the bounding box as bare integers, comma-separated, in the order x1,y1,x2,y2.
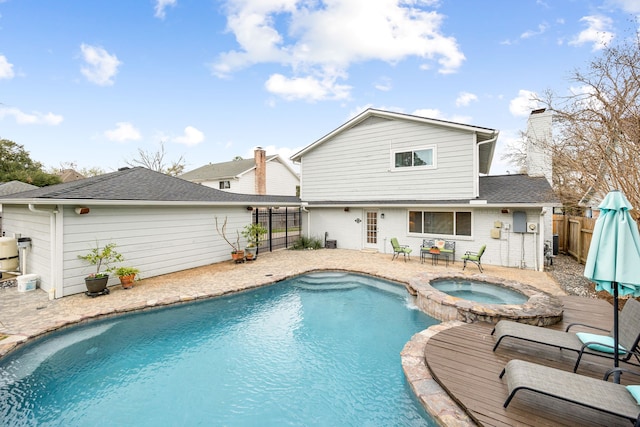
526,109,553,186
254,147,266,195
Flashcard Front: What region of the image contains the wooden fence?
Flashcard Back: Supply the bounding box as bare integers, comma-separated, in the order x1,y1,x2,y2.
552,214,596,264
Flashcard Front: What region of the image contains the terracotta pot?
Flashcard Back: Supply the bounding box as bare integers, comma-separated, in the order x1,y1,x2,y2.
85,275,109,293
231,250,245,263
119,274,136,289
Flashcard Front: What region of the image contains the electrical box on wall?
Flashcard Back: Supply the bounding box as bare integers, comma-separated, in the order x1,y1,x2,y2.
527,222,539,233
513,211,527,233
490,229,501,239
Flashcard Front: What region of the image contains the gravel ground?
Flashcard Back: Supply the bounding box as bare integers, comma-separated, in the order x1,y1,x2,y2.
545,253,598,298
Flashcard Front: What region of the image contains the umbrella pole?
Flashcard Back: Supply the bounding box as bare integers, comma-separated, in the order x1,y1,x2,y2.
613,281,620,384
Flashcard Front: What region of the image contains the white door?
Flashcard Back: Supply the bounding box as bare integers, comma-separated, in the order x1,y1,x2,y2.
364,211,378,249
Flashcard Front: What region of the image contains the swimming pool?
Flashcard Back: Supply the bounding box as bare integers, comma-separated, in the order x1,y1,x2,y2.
0,272,439,426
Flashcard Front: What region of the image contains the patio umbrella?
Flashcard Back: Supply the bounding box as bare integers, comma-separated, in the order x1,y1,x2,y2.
584,190,640,382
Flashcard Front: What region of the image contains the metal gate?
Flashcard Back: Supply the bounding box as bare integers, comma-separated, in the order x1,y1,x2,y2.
254,207,301,252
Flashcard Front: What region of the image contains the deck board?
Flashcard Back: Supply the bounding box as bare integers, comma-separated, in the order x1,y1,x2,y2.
425,296,636,427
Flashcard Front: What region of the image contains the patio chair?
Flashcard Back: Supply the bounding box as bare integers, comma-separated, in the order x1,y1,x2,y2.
500,359,640,426
492,298,640,373
461,244,486,272
390,238,412,262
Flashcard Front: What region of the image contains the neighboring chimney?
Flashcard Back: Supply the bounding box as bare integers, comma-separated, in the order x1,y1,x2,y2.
525,109,553,186
254,147,266,195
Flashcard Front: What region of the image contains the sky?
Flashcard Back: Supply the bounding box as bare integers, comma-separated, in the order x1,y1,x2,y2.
1,0,639,177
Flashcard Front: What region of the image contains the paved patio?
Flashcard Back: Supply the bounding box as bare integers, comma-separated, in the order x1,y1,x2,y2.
0,248,567,425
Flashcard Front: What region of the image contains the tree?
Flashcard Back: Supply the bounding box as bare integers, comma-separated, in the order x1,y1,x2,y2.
125,141,186,176
0,139,61,186
49,161,106,178
518,27,640,220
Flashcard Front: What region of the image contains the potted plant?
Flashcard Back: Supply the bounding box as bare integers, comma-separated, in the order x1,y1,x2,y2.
242,222,268,260
215,216,245,262
77,242,124,294
114,266,140,289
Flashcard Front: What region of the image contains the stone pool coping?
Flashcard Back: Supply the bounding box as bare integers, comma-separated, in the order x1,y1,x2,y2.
401,321,476,426
409,272,564,326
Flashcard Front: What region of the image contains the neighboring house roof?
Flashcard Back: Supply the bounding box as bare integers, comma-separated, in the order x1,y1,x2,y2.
304,175,559,207
0,181,38,196
0,167,300,206
291,108,499,175
180,155,298,182
57,169,85,183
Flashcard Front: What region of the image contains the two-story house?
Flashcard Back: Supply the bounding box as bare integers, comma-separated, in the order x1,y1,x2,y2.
180,147,300,196
291,108,558,271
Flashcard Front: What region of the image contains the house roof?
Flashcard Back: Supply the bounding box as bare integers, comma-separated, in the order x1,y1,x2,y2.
0,181,38,196
56,168,85,183
304,174,559,207
180,155,299,182
291,108,499,174
0,167,300,206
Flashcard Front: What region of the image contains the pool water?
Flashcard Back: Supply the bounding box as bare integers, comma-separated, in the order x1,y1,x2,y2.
0,272,439,426
431,279,528,304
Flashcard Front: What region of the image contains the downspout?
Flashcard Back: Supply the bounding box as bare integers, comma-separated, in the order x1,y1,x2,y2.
28,204,61,299
474,134,499,197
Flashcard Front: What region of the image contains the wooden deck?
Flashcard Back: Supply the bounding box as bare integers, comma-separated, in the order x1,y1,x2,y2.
425,296,637,427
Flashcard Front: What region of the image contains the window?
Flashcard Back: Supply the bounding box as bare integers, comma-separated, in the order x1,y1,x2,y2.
219,181,230,189
393,146,435,169
408,210,471,236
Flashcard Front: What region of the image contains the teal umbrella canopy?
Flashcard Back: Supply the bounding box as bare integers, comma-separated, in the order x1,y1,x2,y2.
584,190,640,297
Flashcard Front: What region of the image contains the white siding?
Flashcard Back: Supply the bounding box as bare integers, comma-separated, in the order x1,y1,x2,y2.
1,205,53,291
265,161,299,196
62,205,252,297
1,204,254,297
309,206,544,270
196,162,298,196
301,119,476,201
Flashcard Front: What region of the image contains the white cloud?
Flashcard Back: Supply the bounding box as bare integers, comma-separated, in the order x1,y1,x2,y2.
265,73,351,101
0,106,63,125
80,44,122,86
521,23,549,39
509,89,540,117
455,91,478,107
374,77,393,92
0,54,15,79
173,126,204,146
213,0,465,101
104,122,142,142
606,0,640,13
569,15,615,51
154,0,177,19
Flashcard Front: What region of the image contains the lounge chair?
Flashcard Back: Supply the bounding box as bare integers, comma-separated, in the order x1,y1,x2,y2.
390,238,412,262
461,244,486,272
492,298,640,373
500,359,640,426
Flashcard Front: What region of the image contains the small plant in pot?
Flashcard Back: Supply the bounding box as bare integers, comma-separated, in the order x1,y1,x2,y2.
114,266,140,289
241,223,268,261
215,216,244,263
78,242,123,295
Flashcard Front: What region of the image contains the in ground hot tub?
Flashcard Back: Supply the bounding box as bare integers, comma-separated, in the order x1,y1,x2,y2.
409,272,563,325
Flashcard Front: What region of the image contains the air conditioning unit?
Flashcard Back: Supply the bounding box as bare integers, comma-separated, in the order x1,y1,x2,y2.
526,222,538,233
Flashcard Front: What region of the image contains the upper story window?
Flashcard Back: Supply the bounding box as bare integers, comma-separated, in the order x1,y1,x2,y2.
219,180,231,189
393,146,436,169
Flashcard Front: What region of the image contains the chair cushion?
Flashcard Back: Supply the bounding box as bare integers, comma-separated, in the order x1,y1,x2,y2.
576,332,627,354
626,385,640,405
436,240,445,249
